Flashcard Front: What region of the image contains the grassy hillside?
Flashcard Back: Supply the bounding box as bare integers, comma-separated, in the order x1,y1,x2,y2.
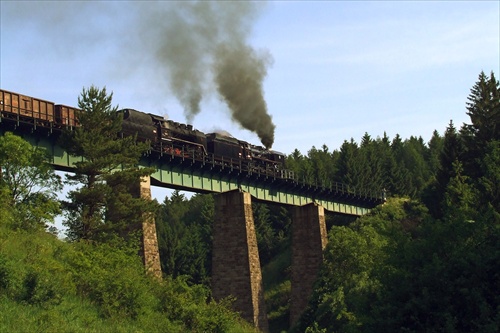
0,223,257,333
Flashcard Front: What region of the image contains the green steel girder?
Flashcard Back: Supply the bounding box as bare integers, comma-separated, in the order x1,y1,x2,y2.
1,124,382,216
147,159,377,215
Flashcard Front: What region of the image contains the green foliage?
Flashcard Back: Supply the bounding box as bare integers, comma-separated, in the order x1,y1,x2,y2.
65,240,151,319
463,71,500,155
265,280,291,332
254,202,292,265
287,131,439,200
60,86,154,241
0,132,62,230
262,247,292,332
478,140,500,212
155,276,247,333
20,267,62,307
423,121,461,218
292,198,414,333
0,186,13,229
156,191,292,287
3,71,497,333
0,255,10,290
156,191,214,285
0,222,255,333
290,72,500,332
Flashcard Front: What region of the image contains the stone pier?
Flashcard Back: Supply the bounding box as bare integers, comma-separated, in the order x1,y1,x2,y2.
139,175,162,278
212,190,269,333
290,203,328,326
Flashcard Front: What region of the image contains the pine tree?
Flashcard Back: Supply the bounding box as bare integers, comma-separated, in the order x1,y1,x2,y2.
60,86,154,241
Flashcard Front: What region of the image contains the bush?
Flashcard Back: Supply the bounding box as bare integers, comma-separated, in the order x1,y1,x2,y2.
65,240,152,319
21,268,61,306
0,255,10,290
0,221,255,332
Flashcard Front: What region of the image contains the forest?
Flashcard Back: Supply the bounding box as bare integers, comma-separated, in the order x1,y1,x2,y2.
0,71,498,333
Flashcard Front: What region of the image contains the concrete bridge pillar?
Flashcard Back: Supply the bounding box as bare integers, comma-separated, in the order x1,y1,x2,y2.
212,190,269,333
139,175,162,278
290,203,328,326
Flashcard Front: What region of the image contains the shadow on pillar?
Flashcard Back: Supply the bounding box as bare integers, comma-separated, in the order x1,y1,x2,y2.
290,203,327,326
212,190,269,333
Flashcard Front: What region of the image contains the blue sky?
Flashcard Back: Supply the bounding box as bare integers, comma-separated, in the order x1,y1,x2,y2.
1,1,499,156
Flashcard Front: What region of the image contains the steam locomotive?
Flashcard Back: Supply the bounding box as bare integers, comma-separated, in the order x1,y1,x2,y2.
0,89,292,179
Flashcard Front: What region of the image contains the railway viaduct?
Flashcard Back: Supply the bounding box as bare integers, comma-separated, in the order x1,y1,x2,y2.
0,120,384,332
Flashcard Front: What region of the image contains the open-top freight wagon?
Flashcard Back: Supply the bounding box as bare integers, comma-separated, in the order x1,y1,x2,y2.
0,89,79,129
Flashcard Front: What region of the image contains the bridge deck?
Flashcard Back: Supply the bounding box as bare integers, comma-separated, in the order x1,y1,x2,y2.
0,117,384,215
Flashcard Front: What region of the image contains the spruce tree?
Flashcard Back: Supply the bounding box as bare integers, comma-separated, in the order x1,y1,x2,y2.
422,121,463,218
335,139,360,191
359,135,385,196
60,86,154,241
461,71,500,212
462,71,500,178
378,132,399,197
307,145,336,188
390,134,412,196
437,121,462,192
426,130,444,176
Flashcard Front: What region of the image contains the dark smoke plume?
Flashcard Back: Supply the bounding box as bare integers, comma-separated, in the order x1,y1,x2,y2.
138,1,276,148
214,43,275,148
4,1,276,148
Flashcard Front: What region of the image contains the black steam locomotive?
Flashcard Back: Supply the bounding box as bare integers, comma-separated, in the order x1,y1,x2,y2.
0,89,291,179
119,108,290,178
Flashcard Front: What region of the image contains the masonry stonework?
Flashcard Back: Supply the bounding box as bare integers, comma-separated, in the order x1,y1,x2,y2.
212,190,269,333
290,203,328,326
139,176,162,278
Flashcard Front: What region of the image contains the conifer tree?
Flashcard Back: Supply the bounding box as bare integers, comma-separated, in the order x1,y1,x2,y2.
335,139,360,191
378,132,399,196
426,130,444,175
437,121,462,191
400,136,430,197
390,134,412,196
462,71,500,178
60,86,154,241
156,191,189,278
422,121,463,218
359,135,385,196
307,144,337,188
461,71,500,212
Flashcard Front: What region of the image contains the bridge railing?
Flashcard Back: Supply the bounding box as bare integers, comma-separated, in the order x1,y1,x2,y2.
0,113,386,204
